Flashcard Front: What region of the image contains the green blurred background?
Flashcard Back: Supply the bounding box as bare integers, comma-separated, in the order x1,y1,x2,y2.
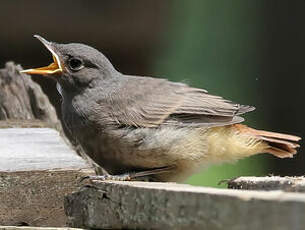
1,0,304,187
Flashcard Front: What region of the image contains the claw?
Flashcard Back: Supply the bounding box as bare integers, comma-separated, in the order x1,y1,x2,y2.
79,166,175,183
79,175,91,183
80,174,131,183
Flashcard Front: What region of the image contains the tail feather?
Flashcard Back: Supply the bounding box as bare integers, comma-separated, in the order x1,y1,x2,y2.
234,124,301,158
245,128,301,142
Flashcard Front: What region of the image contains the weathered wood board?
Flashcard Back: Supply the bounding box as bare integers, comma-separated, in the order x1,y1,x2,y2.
228,176,305,192
0,128,95,227
65,181,305,230
0,62,59,127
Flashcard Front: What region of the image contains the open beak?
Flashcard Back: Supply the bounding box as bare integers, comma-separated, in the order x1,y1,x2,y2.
20,35,63,75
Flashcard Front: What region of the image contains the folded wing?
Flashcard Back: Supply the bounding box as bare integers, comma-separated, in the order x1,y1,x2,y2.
102,75,254,128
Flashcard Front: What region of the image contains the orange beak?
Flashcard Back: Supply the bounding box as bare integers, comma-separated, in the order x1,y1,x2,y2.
20,35,63,75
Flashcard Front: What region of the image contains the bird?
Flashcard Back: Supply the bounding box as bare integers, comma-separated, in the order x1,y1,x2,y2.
21,35,301,182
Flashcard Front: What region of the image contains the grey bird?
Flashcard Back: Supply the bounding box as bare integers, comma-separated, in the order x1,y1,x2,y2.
21,35,301,182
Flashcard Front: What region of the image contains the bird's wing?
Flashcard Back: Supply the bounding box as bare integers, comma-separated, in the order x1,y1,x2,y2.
103,76,254,128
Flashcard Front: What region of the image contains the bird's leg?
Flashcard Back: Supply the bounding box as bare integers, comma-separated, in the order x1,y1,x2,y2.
80,166,174,182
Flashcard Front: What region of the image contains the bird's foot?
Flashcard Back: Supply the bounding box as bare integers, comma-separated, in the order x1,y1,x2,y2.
80,166,174,183
80,173,133,183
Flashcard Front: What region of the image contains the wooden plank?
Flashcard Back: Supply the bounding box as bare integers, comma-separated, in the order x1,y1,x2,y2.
0,128,95,227
228,176,305,192
0,226,84,230
65,181,305,230
0,128,89,171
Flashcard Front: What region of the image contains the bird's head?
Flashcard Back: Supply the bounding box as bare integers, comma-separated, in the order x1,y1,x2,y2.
21,35,117,92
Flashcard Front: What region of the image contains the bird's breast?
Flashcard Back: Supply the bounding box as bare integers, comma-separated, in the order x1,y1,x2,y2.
61,97,91,135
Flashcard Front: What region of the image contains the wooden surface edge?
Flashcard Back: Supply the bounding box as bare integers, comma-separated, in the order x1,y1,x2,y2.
65,181,305,230
0,168,95,227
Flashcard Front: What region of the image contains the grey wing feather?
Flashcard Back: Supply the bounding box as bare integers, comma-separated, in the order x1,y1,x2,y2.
105,75,254,128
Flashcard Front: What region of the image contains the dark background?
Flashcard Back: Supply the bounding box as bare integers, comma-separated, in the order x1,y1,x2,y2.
1,0,304,187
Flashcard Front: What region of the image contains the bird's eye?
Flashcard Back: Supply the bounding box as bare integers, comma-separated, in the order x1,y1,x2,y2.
68,58,84,71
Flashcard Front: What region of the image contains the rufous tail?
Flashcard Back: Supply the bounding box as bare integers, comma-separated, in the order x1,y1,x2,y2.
234,124,301,158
